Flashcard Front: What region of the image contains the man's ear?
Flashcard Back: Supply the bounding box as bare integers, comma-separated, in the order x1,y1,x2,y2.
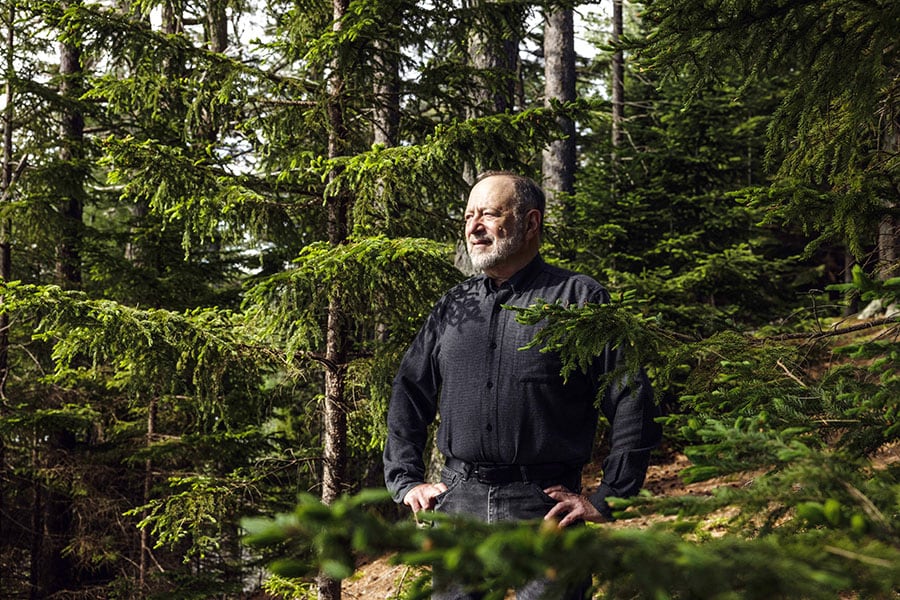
527,209,542,237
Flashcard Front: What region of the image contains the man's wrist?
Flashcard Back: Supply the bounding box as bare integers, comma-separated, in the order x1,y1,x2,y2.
588,487,615,521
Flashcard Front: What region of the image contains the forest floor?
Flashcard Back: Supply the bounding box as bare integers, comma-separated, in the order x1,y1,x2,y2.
339,448,746,599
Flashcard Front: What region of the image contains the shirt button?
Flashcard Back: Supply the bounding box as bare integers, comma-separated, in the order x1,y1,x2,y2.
486,381,493,389
489,342,497,349
486,424,493,432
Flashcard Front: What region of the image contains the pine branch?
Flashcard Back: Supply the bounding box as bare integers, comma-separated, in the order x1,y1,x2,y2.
768,316,899,341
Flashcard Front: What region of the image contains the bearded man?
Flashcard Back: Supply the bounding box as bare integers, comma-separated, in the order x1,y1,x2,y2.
383,171,661,599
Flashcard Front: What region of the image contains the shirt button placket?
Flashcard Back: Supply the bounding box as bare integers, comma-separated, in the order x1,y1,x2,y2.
488,290,510,457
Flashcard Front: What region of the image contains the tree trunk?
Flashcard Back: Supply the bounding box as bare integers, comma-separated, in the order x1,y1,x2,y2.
55,0,85,288
139,396,157,592
1,3,14,393
611,0,625,153
162,0,183,35
468,0,518,116
206,0,228,53
877,217,898,280
541,6,576,228
318,0,350,598
372,38,399,147
29,430,75,598
877,117,899,280
28,440,42,600
32,8,83,595
0,18,13,585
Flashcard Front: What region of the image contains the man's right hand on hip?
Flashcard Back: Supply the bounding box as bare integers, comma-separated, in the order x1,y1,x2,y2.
403,482,449,513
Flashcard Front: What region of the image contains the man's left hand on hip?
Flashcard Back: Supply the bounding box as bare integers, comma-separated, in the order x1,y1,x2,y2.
543,485,609,527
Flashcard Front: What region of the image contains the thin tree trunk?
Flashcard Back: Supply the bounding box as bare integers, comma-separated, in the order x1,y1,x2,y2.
877,118,899,280
318,0,350,598
162,0,183,35
28,439,42,600
32,9,83,595
844,251,859,316
55,0,84,288
611,0,625,153
877,217,898,280
206,0,227,53
541,6,576,228
372,38,400,148
468,1,517,116
1,2,14,394
0,18,13,587
139,396,157,592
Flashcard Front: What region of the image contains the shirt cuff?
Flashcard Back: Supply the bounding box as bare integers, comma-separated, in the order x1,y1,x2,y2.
588,482,616,520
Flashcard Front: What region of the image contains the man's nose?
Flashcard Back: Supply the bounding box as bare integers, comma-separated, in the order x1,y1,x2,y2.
466,216,484,236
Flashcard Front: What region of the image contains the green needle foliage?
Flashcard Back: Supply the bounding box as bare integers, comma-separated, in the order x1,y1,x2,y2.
243,487,899,599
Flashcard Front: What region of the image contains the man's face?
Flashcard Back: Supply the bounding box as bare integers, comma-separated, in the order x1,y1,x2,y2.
464,177,526,272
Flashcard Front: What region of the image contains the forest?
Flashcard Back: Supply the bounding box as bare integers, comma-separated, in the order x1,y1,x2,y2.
0,0,897,598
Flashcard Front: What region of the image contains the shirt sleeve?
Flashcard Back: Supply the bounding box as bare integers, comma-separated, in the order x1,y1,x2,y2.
588,330,662,518
383,308,442,504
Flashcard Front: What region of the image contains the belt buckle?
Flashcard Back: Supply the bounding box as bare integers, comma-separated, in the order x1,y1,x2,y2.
473,465,488,484
475,464,520,484
473,465,496,484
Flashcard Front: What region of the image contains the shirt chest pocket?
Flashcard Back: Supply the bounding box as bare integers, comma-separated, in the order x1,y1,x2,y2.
510,322,565,384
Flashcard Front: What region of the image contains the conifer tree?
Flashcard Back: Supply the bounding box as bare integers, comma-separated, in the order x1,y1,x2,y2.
541,3,576,226
636,0,900,280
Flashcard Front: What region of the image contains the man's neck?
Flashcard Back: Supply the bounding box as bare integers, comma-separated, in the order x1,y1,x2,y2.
484,251,539,287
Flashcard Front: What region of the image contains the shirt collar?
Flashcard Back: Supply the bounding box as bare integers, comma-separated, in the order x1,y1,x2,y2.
482,254,545,294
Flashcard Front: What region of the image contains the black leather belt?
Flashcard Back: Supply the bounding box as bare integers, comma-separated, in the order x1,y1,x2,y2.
444,457,579,485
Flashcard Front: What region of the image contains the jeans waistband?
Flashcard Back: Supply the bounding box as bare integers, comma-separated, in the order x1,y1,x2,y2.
444,457,581,485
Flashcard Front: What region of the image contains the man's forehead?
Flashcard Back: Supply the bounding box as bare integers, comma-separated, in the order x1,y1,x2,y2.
467,177,516,209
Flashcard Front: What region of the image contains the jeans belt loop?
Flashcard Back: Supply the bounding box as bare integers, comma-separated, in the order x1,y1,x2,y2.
519,465,530,483
446,457,474,480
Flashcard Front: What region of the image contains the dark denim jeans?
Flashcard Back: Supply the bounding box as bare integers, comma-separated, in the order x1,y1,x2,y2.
431,463,590,600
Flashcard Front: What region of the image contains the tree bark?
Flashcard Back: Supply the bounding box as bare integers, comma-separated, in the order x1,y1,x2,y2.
28,440,42,600
877,116,899,280
1,2,14,394
161,0,183,35
0,19,13,586
372,38,399,147
468,0,518,116
318,0,350,598
32,7,83,596
29,430,75,598
139,396,157,592
611,0,625,152
206,0,228,53
55,0,85,288
541,6,576,228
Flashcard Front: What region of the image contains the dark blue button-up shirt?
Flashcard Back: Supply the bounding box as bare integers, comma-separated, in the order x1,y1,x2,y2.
384,255,661,511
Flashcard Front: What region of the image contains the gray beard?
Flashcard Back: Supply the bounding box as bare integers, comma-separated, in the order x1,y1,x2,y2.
468,226,525,272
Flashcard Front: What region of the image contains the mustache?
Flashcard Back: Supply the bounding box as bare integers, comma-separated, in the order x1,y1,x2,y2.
469,233,493,243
